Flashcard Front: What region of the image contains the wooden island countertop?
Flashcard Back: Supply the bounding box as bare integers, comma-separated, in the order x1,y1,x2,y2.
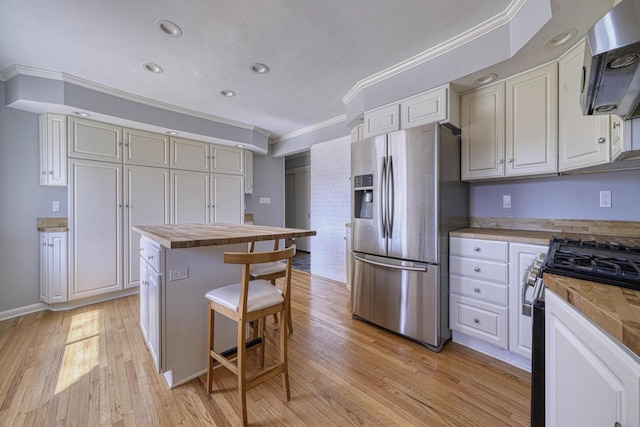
132,223,316,249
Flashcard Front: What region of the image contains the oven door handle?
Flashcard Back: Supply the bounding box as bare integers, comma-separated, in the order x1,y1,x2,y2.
522,277,544,317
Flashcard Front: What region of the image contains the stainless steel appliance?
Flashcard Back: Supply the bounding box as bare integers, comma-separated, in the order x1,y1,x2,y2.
351,123,468,351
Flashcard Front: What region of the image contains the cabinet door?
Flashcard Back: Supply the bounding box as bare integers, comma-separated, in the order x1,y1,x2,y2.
69,159,123,300
244,150,253,194
139,260,149,341
40,233,47,302
546,290,640,427
123,128,170,168
461,83,505,180
170,170,209,224
147,269,161,373
610,115,624,161
124,166,170,288
363,104,400,138
559,41,611,171
210,174,243,224
68,117,122,163
401,86,450,129
506,63,558,176
39,114,67,186
170,137,209,172
508,242,546,359
211,145,243,175
48,232,68,303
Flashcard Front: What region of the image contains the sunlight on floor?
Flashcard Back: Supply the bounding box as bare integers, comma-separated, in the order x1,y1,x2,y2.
55,309,101,394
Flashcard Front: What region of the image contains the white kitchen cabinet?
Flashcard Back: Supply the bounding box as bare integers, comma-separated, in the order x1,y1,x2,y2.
401,85,460,130
546,289,640,427
39,114,67,186
350,123,364,143
139,238,161,372
506,63,558,176
170,137,209,172
170,170,210,224
610,115,625,161
508,242,546,359
68,158,123,300
211,145,243,175
68,117,122,163
363,104,400,138
559,41,611,172
124,165,170,288
123,128,170,168
461,83,506,180
40,231,68,304
210,173,244,224
244,150,253,194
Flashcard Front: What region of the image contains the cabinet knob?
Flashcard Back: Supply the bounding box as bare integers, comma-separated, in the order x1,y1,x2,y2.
125,143,129,147
498,159,504,164
474,288,481,293
43,242,47,246
49,171,54,175
148,255,154,260
473,318,480,324
42,171,46,175
473,247,480,252
119,204,122,208
119,142,123,146
49,243,54,247
474,267,481,272
125,204,129,208
598,137,606,144
508,158,514,163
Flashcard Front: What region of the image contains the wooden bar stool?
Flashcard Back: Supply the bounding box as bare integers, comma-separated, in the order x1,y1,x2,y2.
249,239,294,334
206,245,295,426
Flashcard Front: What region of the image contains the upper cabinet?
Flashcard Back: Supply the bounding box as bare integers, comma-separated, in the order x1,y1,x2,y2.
68,117,122,163
170,136,243,175
211,145,243,175
462,64,558,181
558,41,611,172
123,128,170,168
39,113,67,186
363,84,460,139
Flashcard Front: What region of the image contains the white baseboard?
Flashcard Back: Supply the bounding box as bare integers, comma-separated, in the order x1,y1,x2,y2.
0,288,140,322
452,331,531,372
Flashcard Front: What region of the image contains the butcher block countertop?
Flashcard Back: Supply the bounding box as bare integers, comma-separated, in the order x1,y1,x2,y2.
132,223,316,249
37,217,68,232
544,274,640,358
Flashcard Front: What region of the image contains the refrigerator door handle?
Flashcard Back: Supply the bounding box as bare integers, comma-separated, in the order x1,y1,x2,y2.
380,156,387,238
387,155,394,238
354,254,428,272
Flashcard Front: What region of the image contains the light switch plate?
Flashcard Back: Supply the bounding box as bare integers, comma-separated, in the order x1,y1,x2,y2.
599,190,611,208
502,195,511,209
259,197,272,205
52,201,60,212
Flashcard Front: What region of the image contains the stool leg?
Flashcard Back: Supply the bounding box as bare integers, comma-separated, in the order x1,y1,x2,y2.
271,280,279,325
279,307,290,401
207,304,215,394
237,319,248,426
259,317,265,369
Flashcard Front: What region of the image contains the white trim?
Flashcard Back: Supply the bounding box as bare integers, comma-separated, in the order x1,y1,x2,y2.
452,331,531,372
285,166,310,175
0,288,140,322
0,65,260,133
273,115,346,143
341,0,527,104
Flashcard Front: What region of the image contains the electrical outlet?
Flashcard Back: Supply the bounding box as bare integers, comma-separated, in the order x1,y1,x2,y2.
52,201,60,212
599,190,611,208
503,194,512,209
259,197,271,205
170,267,188,281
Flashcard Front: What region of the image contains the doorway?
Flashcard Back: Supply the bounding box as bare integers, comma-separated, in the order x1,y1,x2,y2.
285,152,311,271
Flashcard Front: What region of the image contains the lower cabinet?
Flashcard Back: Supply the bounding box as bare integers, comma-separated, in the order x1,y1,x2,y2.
139,239,161,372
40,231,68,303
545,289,640,427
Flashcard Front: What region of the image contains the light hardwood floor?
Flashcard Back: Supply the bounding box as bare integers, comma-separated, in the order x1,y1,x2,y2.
0,271,530,426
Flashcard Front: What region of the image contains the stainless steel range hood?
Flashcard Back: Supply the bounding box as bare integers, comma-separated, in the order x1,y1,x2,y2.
581,0,640,120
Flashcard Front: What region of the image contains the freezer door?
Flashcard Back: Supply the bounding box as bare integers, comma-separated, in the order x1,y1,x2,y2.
387,125,439,262
351,135,387,256
351,253,442,348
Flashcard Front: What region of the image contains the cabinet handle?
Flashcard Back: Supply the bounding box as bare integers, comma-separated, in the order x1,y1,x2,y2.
125,204,129,208
119,204,122,208
473,318,480,324
119,142,123,146
43,242,47,246
614,422,622,427
474,267,481,272
148,255,154,260
474,288,481,293
42,171,46,175
598,137,606,144
613,122,620,129
508,158,514,163
140,248,145,252
498,159,504,164
125,143,129,147
49,243,54,247
49,171,54,175
473,247,480,252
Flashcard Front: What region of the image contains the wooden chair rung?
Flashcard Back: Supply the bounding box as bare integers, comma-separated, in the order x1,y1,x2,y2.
245,363,285,391
210,350,238,374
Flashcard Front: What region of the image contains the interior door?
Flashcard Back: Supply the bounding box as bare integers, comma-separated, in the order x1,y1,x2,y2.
294,170,310,251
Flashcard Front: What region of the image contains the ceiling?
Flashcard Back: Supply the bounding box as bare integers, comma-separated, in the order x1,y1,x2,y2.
0,0,614,140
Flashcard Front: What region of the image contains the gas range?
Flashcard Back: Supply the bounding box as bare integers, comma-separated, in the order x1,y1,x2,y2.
541,237,640,292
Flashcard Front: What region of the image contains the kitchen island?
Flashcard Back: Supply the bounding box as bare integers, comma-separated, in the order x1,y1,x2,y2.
131,223,316,389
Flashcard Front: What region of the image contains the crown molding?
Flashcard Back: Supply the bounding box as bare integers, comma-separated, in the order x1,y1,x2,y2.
272,114,346,143
0,64,261,132
341,0,527,104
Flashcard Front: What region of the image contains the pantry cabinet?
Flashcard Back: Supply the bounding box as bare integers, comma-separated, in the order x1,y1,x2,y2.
558,41,611,172
210,174,244,224
39,114,67,186
68,117,122,163
170,170,210,224
546,290,640,427
40,231,67,303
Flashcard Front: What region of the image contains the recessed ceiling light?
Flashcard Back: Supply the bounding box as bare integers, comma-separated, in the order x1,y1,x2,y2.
472,73,497,86
74,111,91,118
155,19,182,37
219,89,236,97
166,131,178,135
248,63,270,74
143,62,164,73
544,29,577,49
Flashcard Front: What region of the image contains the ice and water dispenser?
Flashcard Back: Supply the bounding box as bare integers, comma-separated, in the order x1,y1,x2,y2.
353,174,374,219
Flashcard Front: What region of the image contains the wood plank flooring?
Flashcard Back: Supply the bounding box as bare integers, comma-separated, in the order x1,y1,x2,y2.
0,271,530,426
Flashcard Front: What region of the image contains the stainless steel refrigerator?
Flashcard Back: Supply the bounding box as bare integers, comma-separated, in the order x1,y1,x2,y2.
351,122,468,351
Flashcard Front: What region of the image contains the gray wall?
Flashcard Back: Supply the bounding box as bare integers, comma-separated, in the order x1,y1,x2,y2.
0,81,67,312
244,153,285,227
470,169,640,221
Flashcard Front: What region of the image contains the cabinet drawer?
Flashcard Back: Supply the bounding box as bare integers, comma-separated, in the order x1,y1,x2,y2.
449,274,508,306
140,238,161,273
450,237,508,261
450,294,507,348
450,256,508,284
